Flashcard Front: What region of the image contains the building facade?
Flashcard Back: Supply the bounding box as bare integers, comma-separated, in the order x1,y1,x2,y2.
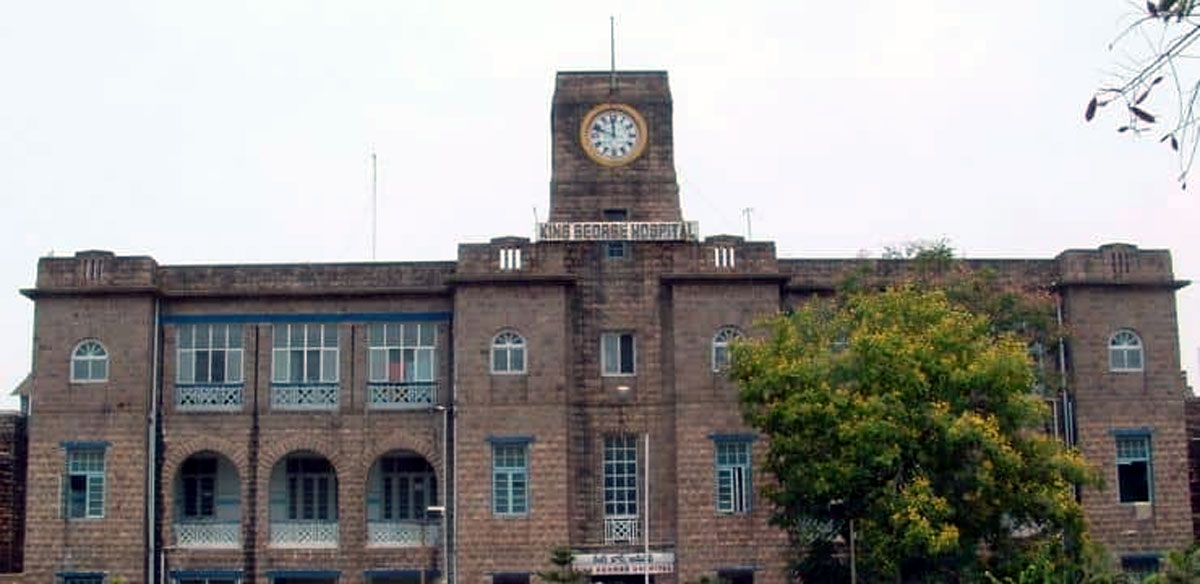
14,71,1195,583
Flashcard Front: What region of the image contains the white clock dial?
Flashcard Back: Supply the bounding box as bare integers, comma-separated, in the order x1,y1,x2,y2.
588,110,639,159
580,104,648,166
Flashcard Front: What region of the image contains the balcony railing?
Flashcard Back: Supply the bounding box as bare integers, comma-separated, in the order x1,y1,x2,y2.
271,384,339,410
604,515,640,544
176,384,243,412
270,520,339,548
367,519,440,547
368,382,437,409
175,520,241,548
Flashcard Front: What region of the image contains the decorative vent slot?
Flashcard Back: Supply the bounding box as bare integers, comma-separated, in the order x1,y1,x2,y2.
1105,247,1138,276
714,247,736,269
81,258,103,282
499,248,522,271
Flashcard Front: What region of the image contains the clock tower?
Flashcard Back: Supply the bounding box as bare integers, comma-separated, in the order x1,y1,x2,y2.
548,71,682,223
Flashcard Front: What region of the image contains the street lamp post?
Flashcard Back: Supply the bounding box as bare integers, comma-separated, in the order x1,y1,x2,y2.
643,429,650,584
430,404,451,584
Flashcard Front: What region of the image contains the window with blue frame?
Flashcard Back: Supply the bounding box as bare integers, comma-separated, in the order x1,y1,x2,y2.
64,447,105,519
714,439,752,514
178,324,243,385
271,324,339,384
59,574,105,584
368,323,436,384
173,571,241,584
1121,555,1160,579
1116,433,1153,503
492,442,529,516
604,435,639,518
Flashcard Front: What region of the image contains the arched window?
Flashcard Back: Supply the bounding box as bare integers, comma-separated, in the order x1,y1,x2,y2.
712,327,743,372
491,331,526,374
71,340,109,383
1109,330,1144,372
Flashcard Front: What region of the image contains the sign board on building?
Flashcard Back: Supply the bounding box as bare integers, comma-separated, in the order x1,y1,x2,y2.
537,221,699,242
573,552,676,575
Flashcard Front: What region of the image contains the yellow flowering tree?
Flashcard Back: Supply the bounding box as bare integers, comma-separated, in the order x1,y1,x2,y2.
730,285,1098,582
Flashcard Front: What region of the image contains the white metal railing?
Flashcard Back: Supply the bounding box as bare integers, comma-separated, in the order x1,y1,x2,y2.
175,520,240,548
368,382,437,409
604,515,640,544
270,520,339,548
367,520,440,547
271,384,339,410
176,384,243,412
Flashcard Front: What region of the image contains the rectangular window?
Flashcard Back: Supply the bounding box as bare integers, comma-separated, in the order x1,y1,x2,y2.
181,457,217,518
492,443,528,515
286,457,336,520
603,435,638,517
64,448,105,519
601,333,636,376
1121,556,1160,579
272,324,339,384
380,456,437,520
715,441,752,514
717,569,754,584
178,324,244,385
177,577,239,584
368,323,437,383
60,576,105,584
1117,434,1152,503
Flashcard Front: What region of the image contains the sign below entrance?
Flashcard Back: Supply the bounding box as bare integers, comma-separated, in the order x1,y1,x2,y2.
574,552,676,575
537,221,699,242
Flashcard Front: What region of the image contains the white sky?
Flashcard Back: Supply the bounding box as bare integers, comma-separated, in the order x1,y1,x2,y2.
1,1,1197,409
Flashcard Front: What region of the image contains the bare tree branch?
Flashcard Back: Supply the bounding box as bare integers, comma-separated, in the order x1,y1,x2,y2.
1091,3,1200,187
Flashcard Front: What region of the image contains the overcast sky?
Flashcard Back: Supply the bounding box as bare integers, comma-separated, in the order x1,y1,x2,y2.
1,1,1197,408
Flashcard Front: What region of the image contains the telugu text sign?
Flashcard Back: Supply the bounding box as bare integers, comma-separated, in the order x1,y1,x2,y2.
537,221,699,242
573,552,676,575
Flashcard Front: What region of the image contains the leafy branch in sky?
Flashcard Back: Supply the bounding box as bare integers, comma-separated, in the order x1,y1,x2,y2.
1087,0,1200,188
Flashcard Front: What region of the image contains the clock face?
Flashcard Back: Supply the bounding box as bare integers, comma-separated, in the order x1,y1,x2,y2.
580,104,648,166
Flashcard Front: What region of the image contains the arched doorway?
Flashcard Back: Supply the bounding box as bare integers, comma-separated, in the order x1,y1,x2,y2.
366,450,438,547
172,451,241,549
268,451,338,548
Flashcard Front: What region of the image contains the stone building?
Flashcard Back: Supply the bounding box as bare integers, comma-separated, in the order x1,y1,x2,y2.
13,71,1195,583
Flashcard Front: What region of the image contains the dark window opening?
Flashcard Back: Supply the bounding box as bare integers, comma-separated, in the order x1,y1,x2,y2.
718,570,754,584
1121,556,1160,579
604,209,628,259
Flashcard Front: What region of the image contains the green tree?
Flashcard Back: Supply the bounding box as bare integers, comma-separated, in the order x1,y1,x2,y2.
1144,543,1200,583
537,546,587,584
729,285,1098,582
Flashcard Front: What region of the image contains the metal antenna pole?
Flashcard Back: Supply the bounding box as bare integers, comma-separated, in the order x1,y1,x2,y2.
371,151,378,260
741,207,754,240
610,16,616,93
